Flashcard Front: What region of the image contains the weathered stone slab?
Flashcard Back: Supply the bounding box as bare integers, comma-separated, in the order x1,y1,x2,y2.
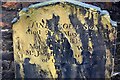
12,0,117,78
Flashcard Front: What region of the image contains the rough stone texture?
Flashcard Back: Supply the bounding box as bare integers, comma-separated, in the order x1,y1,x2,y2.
0,1,120,79
12,1,117,79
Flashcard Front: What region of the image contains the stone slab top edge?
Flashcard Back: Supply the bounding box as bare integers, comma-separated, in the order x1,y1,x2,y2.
11,0,117,27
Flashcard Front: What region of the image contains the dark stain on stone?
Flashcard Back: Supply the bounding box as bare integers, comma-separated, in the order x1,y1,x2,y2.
46,14,80,78
80,7,87,16
46,14,59,32
69,13,107,78
16,63,22,79
22,58,49,78
69,13,89,50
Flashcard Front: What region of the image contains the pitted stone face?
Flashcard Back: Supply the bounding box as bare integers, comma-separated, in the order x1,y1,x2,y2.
12,1,116,78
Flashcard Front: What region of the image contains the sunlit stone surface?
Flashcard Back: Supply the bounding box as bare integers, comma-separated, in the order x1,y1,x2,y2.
12,0,116,78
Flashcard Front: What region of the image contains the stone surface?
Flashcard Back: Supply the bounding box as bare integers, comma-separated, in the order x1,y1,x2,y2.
12,0,116,79
1,1,120,79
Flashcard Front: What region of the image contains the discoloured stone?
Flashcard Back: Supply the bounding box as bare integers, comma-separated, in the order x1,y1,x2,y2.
12,0,116,78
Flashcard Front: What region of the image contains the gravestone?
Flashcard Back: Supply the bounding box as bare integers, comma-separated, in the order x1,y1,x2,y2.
12,0,117,78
